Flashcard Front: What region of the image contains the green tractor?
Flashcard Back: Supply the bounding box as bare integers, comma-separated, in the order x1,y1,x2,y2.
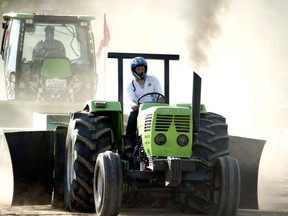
64,52,240,215
0,12,97,128
0,12,265,216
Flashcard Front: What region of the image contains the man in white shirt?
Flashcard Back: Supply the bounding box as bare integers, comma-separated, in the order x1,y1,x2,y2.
125,56,164,154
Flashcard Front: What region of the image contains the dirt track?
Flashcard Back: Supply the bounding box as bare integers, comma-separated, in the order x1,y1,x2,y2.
1,206,288,216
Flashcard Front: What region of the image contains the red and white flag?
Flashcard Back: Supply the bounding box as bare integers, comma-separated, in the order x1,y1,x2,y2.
96,14,110,58
103,14,110,47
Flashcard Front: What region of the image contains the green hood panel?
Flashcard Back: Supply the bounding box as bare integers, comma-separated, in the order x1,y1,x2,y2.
41,58,72,78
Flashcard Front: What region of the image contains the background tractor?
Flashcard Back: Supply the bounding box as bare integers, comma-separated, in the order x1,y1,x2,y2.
0,12,97,128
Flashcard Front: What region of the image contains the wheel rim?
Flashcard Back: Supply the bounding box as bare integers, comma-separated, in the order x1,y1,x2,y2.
66,134,76,193
95,164,104,213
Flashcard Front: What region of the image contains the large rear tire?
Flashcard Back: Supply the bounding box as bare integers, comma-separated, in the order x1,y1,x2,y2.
94,151,123,216
193,112,229,163
186,112,230,214
64,112,113,212
211,155,240,216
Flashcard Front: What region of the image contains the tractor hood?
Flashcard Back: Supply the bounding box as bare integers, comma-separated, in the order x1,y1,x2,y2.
138,104,193,158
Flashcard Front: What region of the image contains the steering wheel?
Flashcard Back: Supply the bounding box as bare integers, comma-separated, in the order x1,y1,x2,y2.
44,50,66,58
137,92,166,105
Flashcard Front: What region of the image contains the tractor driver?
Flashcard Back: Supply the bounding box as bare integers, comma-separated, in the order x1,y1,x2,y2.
125,56,164,154
32,26,66,59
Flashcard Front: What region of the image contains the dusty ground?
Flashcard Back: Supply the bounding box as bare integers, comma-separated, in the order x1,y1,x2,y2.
1,206,288,216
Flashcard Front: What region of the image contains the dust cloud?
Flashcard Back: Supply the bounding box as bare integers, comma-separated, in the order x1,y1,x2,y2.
183,0,230,71
1,0,288,210
199,0,288,210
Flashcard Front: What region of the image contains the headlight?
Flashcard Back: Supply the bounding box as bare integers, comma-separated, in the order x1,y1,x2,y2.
154,133,166,145
177,134,189,146
94,101,106,108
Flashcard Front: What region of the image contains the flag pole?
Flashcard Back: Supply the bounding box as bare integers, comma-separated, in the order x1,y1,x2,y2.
104,14,107,75
103,14,107,98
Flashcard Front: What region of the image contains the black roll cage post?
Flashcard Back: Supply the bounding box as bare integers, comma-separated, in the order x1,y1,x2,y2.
107,52,180,110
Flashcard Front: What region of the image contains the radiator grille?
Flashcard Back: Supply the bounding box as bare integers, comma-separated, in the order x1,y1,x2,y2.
144,114,190,132
174,115,190,132
144,114,153,131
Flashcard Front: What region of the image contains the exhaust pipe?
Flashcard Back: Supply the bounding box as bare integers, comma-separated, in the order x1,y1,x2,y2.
192,72,201,142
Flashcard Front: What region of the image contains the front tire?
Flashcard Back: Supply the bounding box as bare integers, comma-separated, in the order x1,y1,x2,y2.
94,151,123,216
211,155,240,216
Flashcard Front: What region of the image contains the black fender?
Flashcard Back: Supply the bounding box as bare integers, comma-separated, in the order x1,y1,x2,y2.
229,135,266,209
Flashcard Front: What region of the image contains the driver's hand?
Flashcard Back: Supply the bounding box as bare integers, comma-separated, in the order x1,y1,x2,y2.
130,101,139,111
158,96,165,102
132,105,139,111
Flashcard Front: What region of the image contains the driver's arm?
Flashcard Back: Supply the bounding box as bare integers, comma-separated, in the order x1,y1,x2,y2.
152,76,164,102
32,41,42,60
127,82,139,111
